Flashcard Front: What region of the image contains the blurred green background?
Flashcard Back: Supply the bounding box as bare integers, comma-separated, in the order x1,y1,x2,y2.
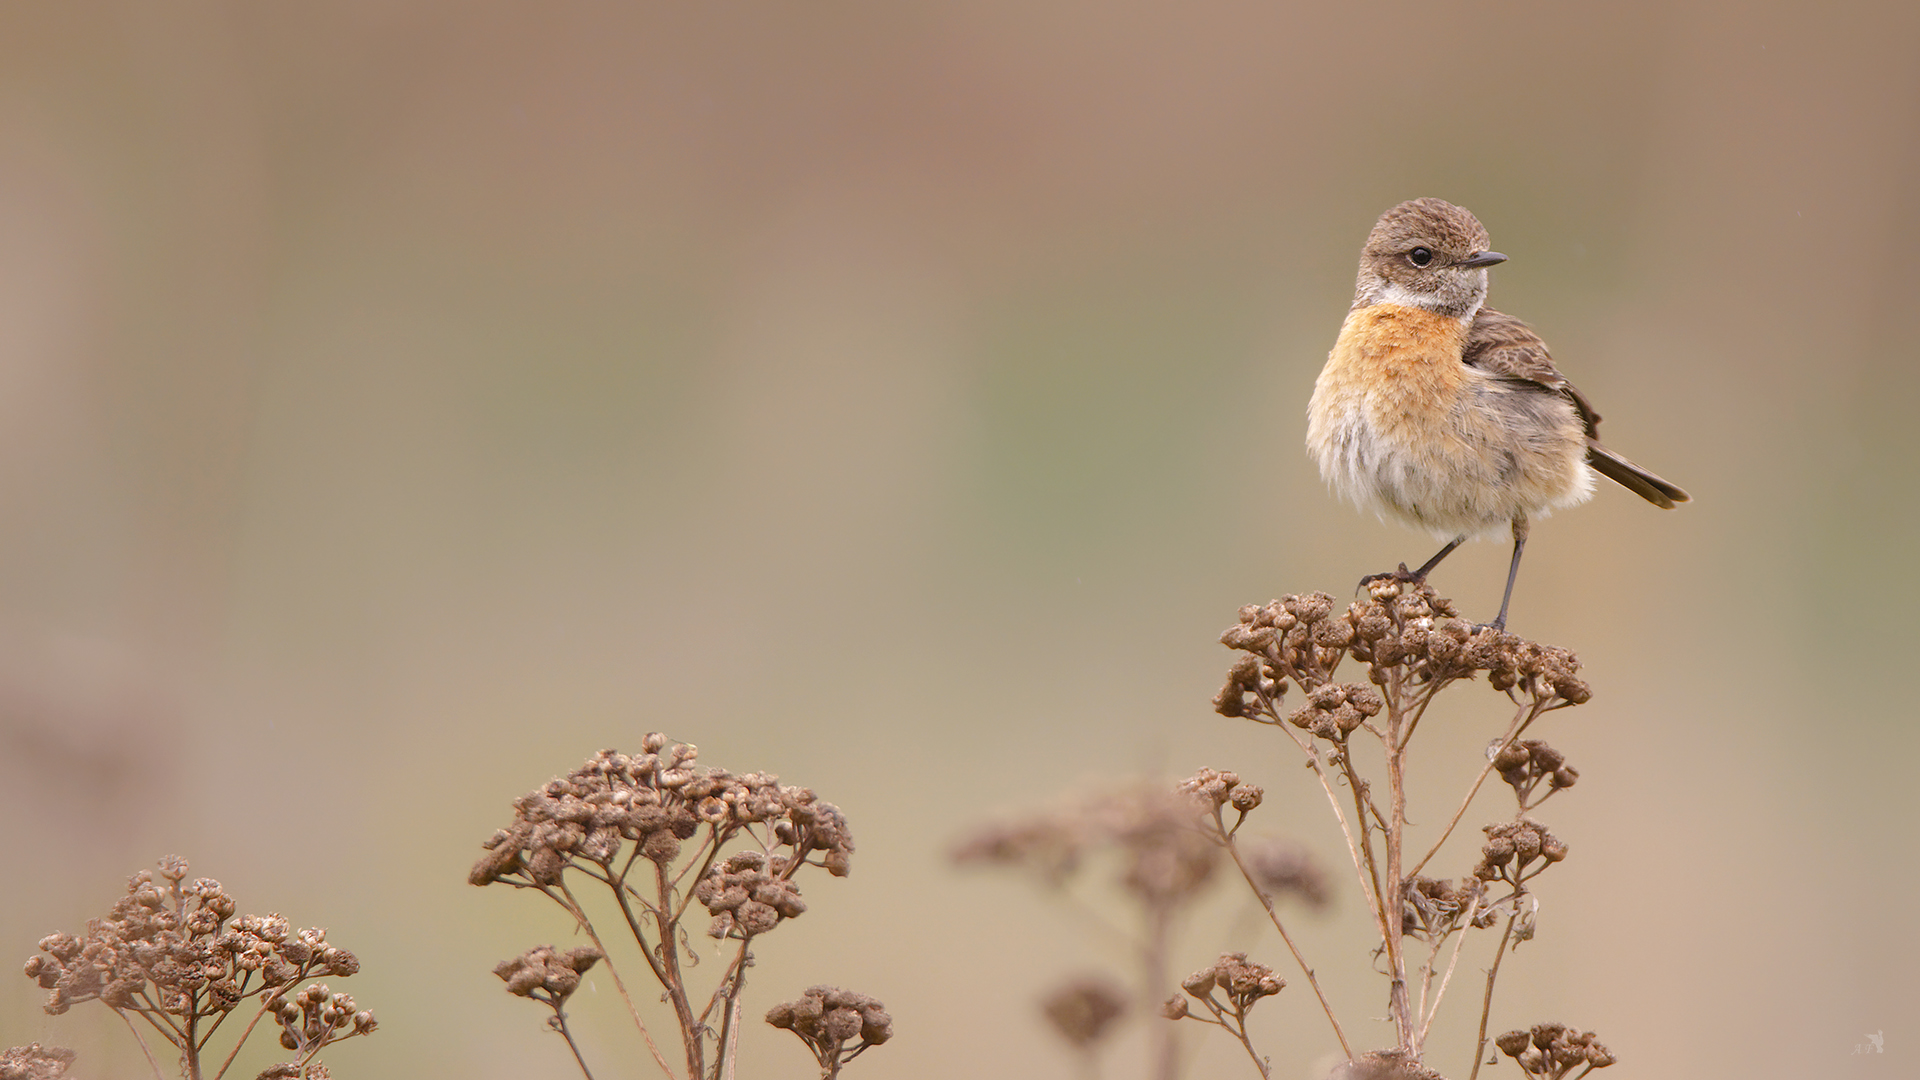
0,2,1913,1077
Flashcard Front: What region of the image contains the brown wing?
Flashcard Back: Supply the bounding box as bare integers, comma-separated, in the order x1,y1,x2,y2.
1464,309,1691,508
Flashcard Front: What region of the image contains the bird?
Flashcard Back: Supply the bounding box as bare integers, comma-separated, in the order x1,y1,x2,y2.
1305,197,1687,630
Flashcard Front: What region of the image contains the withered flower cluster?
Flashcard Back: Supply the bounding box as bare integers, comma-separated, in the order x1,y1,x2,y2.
954,784,1220,906
1474,820,1568,888
1215,584,1590,721
493,944,604,1008
1493,740,1578,809
471,737,853,892
1240,838,1331,910
1179,767,1264,823
18,857,373,1080
272,983,376,1055
694,851,808,939
1164,952,1284,1021
1400,875,1488,941
1495,1024,1615,1078
0,1043,75,1080
765,985,893,1078
477,738,862,1080
1179,767,1330,910
1039,976,1129,1049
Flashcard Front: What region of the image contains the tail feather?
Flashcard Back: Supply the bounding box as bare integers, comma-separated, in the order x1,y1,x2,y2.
1587,442,1689,508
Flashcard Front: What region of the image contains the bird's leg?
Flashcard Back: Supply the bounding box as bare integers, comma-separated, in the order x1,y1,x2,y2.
1359,535,1466,593
1486,517,1531,632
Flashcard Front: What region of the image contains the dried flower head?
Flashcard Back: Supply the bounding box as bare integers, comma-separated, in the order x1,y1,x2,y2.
1240,837,1330,909
1474,820,1569,887
0,1044,76,1080
1400,875,1483,941
1216,583,1590,720
1495,1023,1615,1077
1039,976,1129,1049
765,986,892,1073
693,851,808,939
271,983,375,1055
1491,739,1579,809
471,742,854,939
1178,952,1284,1015
20,859,373,1080
955,784,1219,907
492,945,603,1006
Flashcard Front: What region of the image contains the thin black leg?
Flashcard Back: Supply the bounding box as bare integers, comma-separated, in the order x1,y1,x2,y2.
1489,517,1531,631
1359,535,1467,593
1410,536,1467,580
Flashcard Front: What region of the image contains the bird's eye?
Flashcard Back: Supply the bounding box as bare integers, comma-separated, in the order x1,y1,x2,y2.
1408,247,1433,267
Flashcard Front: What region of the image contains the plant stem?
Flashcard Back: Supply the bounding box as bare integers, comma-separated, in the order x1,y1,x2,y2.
1467,906,1520,1080
557,881,682,1080
1218,813,1354,1061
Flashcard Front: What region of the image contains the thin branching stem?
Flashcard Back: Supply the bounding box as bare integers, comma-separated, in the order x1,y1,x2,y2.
1408,700,1546,879
650,859,704,1080
1416,893,1481,1052
1216,810,1355,1061
556,880,682,1080
1468,903,1521,1080
1381,664,1414,1053
1262,692,1390,948
208,993,285,1080
115,1008,166,1080
554,1007,598,1080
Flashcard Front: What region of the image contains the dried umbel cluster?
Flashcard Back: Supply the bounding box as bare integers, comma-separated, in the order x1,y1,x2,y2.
1494,1024,1615,1079
1168,953,1284,1017
695,851,808,939
493,945,604,1009
1493,740,1578,810
1400,876,1488,942
1040,977,1129,1049
954,784,1221,907
471,737,854,891
272,984,376,1055
0,1044,75,1080
1474,820,1568,888
1163,953,1289,1078
475,738,863,1080
764,986,892,1080
17,857,374,1080
1215,584,1589,725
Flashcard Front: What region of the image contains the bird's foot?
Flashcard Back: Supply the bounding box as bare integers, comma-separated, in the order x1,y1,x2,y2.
1357,563,1422,595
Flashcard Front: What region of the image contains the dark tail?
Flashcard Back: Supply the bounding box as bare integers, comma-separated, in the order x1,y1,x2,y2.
1587,441,1689,508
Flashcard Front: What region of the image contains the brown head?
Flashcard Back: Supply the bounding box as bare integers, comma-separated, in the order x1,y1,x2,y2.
1352,197,1506,319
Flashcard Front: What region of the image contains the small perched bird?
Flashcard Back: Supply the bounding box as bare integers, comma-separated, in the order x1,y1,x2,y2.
1306,198,1688,629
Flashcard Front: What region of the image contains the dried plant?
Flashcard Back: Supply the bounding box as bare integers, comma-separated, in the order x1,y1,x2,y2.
953,781,1307,1079
1040,976,1130,1080
16,856,375,1080
0,1043,77,1080
1195,580,1616,1078
1492,1024,1613,1079
1161,953,1284,1078
763,986,892,1080
471,736,881,1080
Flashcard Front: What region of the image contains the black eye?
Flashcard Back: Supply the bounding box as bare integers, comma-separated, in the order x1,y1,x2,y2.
1408,247,1433,267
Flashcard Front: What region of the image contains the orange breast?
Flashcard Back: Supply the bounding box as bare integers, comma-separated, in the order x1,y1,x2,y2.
1324,304,1472,441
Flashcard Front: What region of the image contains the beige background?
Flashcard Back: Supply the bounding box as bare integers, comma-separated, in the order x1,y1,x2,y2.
0,2,1912,1078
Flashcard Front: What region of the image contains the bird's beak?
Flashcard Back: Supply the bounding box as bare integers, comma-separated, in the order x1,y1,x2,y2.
1458,251,1508,268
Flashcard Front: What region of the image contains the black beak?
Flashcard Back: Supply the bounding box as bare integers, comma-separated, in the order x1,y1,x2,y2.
1458,250,1508,268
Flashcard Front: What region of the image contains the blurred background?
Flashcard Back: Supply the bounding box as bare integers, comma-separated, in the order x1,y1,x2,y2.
0,1,1913,1077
